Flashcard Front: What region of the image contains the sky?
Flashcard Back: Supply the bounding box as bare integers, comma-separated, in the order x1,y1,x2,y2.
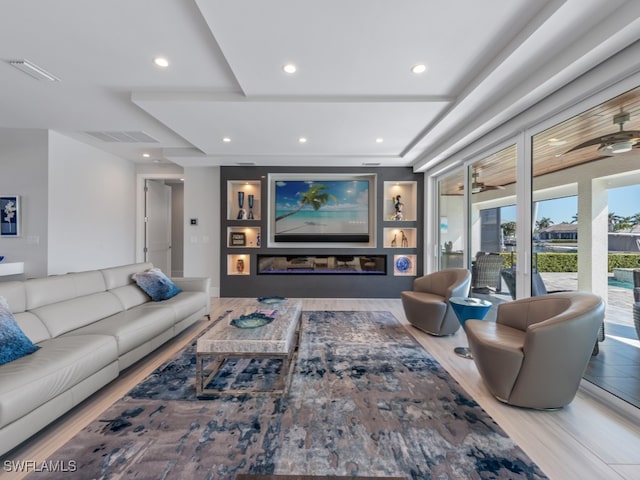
500,184,640,224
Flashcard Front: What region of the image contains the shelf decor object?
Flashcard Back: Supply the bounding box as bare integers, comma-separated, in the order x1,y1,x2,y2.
237,191,246,220
393,254,416,276
247,194,255,219
0,195,20,237
229,232,246,246
395,256,412,273
236,258,245,273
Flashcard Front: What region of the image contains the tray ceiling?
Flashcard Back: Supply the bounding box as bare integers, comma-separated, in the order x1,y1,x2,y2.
1,0,639,170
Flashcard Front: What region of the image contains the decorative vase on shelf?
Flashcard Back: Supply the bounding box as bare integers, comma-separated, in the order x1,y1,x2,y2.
236,258,245,274
247,194,255,219
237,191,247,220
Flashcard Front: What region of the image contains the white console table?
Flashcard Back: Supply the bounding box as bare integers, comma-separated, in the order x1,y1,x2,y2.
0,262,24,276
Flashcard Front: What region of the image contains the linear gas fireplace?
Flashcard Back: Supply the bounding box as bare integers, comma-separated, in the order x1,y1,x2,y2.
257,255,387,275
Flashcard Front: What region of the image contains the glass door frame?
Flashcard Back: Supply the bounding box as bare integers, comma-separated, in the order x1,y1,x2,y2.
430,71,640,299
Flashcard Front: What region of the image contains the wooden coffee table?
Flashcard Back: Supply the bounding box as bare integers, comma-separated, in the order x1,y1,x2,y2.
196,300,302,398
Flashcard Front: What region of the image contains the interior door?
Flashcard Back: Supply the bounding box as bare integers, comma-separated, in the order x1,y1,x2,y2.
145,179,172,274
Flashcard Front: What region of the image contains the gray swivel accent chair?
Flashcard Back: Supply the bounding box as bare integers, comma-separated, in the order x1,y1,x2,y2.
401,268,471,336
465,292,605,409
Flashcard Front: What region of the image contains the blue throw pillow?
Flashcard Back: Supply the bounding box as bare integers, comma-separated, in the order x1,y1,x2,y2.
133,268,182,301
0,296,40,366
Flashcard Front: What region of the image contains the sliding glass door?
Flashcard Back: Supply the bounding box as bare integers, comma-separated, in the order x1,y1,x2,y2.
467,145,516,302
437,170,465,270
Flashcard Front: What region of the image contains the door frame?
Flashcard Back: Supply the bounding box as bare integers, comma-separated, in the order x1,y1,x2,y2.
135,173,183,264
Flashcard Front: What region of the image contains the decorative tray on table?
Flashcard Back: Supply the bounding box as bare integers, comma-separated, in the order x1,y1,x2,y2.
257,296,286,305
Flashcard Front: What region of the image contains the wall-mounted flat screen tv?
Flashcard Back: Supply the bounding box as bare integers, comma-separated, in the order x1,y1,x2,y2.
272,176,373,243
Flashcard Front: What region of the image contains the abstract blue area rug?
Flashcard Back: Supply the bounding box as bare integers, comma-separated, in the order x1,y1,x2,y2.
32,311,547,480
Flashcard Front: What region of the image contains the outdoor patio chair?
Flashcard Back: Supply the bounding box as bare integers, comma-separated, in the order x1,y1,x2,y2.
471,252,504,293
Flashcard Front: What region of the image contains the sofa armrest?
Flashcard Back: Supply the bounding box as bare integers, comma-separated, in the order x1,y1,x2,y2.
172,277,210,297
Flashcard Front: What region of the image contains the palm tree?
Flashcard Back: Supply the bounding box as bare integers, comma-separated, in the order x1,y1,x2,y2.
501,221,516,238
535,217,553,231
570,213,578,224
632,212,640,227
275,183,338,222
614,215,634,232
608,212,622,232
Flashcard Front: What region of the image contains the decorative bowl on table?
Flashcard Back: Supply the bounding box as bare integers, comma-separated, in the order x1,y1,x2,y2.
230,311,275,329
257,296,286,305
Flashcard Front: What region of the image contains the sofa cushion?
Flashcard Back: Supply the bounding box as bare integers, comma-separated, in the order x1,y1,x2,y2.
108,284,150,310
0,281,27,313
152,290,209,320
30,292,124,338
100,262,154,290
0,282,51,343
24,271,107,310
132,268,181,301
0,334,117,429
0,297,40,366
64,305,176,355
13,311,52,344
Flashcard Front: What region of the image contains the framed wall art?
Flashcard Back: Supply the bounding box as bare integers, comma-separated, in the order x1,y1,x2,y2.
0,195,20,237
229,231,246,246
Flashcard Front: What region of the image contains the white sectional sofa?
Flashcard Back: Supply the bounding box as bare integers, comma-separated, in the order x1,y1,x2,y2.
0,262,210,456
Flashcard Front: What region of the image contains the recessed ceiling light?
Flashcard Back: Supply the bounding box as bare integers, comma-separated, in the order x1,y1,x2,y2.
283,63,297,74
298,137,307,143
153,57,169,68
142,153,150,158
411,63,427,74
222,137,231,143
375,138,384,143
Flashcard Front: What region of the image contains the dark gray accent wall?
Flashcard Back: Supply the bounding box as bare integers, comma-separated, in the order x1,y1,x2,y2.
221,166,423,298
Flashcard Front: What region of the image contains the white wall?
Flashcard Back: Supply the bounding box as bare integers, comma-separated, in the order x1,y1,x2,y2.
183,166,220,296
0,129,49,279
47,131,136,274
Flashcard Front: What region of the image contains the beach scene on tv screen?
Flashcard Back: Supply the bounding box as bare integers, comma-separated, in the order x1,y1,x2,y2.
274,180,369,237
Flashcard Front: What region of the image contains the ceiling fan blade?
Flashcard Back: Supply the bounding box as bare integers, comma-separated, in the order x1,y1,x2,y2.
599,130,640,143
564,137,607,154
565,130,640,154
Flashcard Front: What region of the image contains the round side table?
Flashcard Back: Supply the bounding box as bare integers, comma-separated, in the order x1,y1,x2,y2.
449,296,492,359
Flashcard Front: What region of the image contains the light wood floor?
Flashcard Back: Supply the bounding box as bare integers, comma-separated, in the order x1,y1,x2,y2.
2,298,639,480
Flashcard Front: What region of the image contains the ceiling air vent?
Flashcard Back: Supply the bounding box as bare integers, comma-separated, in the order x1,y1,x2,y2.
8,59,60,81
236,162,256,166
84,131,159,143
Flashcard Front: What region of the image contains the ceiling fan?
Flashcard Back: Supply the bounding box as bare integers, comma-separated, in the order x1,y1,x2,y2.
564,112,640,156
458,170,505,194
